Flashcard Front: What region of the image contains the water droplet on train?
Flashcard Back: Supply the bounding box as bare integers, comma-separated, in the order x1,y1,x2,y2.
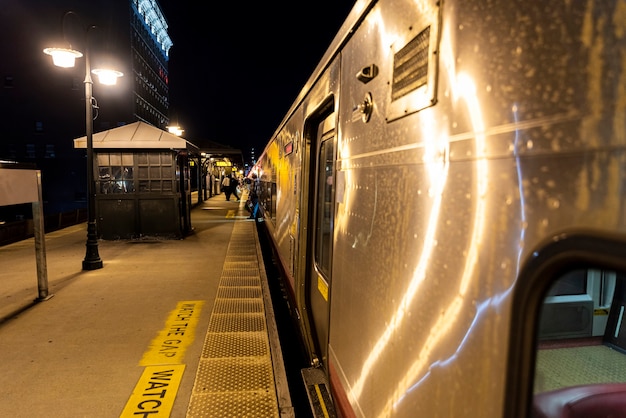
547,197,560,209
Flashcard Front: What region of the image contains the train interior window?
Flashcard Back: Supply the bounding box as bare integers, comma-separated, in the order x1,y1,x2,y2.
256,179,275,221
532,268,626,418
545,269,587,297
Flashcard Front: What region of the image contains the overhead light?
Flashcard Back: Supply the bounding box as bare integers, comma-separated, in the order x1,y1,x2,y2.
43,47,83,68
91,68,124,85
167,125,184,136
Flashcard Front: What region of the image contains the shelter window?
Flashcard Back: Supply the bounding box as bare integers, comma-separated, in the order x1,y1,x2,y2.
137,151,173,193
97,152,135,194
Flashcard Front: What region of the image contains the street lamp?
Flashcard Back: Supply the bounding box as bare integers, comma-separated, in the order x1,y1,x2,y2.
166,125,184,136
44,11,123,270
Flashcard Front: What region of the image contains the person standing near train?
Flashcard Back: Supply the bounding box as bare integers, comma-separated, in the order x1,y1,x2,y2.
247,173,260,219
221,175,232,201
231,174,241,201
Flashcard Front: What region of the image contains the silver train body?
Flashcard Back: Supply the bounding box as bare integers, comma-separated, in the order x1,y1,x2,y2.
251,0,626,416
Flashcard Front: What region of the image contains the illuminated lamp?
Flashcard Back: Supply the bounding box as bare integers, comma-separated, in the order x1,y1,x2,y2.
43,47,82,68
91,68,124,85
167,125,184,136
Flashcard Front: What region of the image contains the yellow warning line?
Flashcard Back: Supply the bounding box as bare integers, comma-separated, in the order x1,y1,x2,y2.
120,365,185,417
140,300,204,366
314,384,330,418
121,301,204,417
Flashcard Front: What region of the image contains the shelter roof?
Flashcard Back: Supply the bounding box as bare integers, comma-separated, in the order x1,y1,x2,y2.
73,121,198,150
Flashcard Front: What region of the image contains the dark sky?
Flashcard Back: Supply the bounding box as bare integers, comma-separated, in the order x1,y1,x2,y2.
157,1,356,159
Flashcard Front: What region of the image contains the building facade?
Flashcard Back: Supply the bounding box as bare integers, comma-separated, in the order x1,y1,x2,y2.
129,0,172,130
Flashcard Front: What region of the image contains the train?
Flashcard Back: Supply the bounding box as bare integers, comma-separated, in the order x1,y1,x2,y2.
248,0,626,417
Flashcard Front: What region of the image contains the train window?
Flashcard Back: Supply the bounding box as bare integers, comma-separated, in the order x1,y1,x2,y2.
532,268,626,417
256,179,273,221
314,136,335,279
546,269,588,297
270,181,276,222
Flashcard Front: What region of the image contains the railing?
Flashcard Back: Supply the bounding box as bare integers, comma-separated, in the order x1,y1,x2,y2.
0,208,88,246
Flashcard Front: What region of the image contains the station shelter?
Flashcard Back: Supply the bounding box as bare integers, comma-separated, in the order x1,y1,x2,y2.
74,122,198,240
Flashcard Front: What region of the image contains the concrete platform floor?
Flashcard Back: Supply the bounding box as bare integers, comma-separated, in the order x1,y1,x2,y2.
0,194,263,417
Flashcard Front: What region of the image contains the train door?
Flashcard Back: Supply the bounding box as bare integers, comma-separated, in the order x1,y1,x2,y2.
305,112,336,369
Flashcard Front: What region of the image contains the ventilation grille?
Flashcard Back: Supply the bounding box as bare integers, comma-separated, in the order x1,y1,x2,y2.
391,26,431,101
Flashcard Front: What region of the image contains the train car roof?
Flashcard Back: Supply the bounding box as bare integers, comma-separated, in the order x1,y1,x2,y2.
269,0,374,141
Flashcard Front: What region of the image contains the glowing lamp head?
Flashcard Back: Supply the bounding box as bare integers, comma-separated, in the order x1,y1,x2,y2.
91,68,124,85
43,47,83,68
166,126,184,136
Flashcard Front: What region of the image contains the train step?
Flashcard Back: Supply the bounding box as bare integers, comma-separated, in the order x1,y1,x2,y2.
301,367,338,418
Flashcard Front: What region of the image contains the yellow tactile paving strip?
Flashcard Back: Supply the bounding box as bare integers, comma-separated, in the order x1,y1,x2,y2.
186,221,282,418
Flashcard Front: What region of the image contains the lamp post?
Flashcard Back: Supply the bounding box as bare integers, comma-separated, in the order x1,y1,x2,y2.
44,12,123,270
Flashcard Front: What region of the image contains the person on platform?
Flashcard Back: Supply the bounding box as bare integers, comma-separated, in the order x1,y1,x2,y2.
231,174,241,201
221,175,232,201
247,173,260,219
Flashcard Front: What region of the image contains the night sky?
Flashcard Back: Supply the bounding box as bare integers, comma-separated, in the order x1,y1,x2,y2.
157,1,356,159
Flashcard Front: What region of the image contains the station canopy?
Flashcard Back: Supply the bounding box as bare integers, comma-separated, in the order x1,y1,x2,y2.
73,121,197,150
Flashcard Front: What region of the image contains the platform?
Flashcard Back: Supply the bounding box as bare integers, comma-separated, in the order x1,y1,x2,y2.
0,192,293,417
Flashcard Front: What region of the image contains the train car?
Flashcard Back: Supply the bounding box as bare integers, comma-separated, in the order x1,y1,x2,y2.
250,0,626,417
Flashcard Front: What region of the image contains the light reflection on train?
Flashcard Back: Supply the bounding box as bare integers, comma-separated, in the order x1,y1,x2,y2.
249,0,626,417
